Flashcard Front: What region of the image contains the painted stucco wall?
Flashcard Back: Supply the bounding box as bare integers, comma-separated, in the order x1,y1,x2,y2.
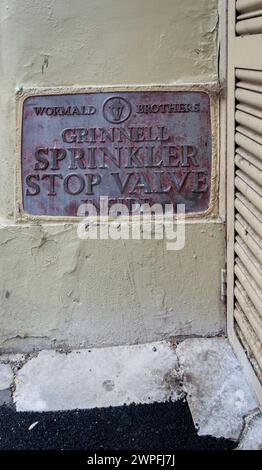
0,0,225,352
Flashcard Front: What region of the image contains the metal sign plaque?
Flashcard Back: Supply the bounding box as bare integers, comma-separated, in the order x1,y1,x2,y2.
21,91,212,216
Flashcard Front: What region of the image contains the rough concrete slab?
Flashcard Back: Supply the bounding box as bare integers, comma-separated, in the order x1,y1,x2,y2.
0,363,13,390
14,342,180,412
237,412,262,450
0,354,27,363
176,338,258,440
0,389,12,406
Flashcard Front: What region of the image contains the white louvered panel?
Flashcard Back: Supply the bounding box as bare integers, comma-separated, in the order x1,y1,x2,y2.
236,88,262,110
235,171,262,212
235,132,262,161
235,324,262,382
235,153,262,187
235,238,262,288
237,0,262,14
235,193,262,238
236,110,262,134
236,68,262,86
235,214,262,263
235,305,262,371
235,281,262,341
234,71,262,384
235,259,262,318
236,0,262,35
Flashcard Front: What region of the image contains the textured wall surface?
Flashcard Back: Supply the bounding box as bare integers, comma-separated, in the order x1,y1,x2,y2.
0,0,224,352
0,222,225,352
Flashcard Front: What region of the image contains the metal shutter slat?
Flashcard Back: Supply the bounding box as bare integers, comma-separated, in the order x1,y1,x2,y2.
236,104,262,121
236,69,262,86
236,147,262,172
236,125,262,146
237,81,262,93
236,17,262,35
237,9,262,21
235,194,262,237
236,1,262,35
234,305,262,370
235,324,262,382
235,172,262,206
236,88,262,110
236,110,262,135
235,132,262,162
235,282,262,339
235,153,262,186
235,238,262,289
236,0,262,15
236,192,262,222
236,168,262,196
235,214,262,263
235,259,262,313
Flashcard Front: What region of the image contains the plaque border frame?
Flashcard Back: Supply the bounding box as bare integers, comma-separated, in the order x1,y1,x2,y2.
16,84,219,223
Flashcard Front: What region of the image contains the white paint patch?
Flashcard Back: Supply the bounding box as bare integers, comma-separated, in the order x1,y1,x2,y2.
176,338,258,440
28,421,39,431
0,363,13,390
14,342,179,412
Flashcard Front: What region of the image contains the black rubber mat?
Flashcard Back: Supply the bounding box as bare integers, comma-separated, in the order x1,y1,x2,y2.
0,400,236,450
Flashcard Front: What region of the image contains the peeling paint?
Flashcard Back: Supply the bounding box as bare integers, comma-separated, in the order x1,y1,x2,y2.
0,221,225,353
41,55,49,75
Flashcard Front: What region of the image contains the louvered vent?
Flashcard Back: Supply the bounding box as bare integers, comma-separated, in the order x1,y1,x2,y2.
234,68,262,382
236,0,262,35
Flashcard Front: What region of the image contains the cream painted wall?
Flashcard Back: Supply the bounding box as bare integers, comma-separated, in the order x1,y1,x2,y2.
0,0,225,352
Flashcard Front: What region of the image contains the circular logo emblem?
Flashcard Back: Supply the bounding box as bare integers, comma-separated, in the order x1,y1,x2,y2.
103,96,132,124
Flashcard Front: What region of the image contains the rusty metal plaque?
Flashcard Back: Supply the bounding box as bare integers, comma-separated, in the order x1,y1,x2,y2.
21,91,212,216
